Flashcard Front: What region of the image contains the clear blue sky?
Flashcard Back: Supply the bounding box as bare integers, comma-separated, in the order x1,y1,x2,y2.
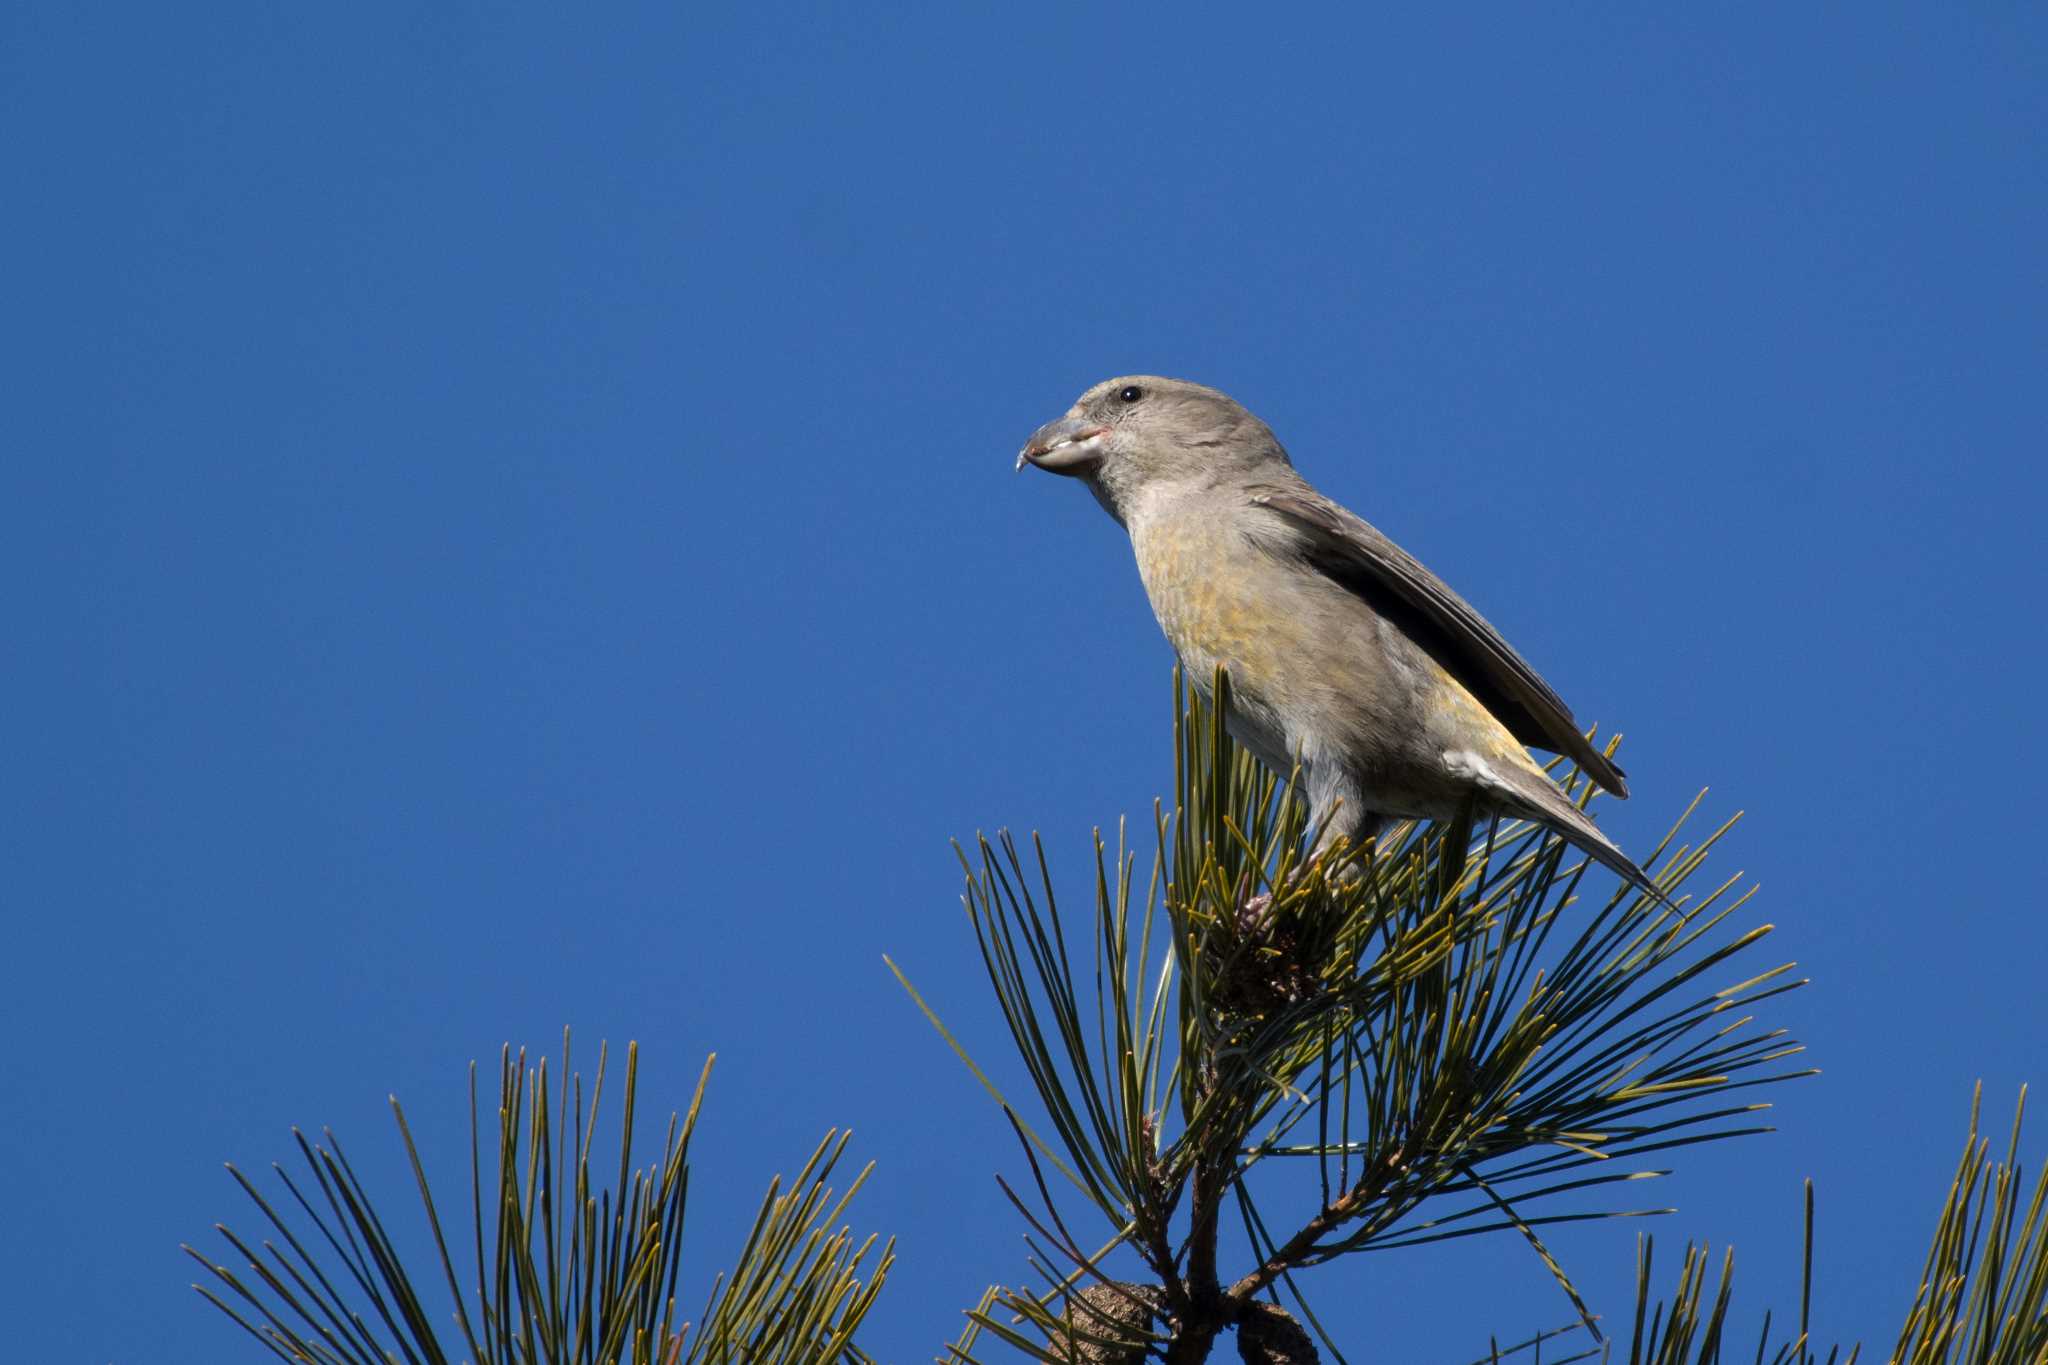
4,6,2043,1362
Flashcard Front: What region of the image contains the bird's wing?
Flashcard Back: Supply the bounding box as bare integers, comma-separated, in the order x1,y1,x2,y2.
1244,483,1630,798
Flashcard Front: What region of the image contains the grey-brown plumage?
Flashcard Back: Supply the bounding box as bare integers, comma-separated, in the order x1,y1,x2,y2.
1017,375,1659,899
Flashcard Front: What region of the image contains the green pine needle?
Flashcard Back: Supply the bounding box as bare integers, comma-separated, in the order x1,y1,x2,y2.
909,667,1807,1359
185,1036,892,1365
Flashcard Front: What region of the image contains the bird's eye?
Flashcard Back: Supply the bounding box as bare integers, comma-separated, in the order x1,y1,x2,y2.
1118,385,1145,404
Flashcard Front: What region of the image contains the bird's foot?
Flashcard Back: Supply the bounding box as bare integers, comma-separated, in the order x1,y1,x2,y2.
1218,886,1329,1016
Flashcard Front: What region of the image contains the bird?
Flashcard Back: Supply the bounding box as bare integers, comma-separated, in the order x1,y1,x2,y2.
1016,375,1661,902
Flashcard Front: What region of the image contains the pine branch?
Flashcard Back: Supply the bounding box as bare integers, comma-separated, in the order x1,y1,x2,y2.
1221,1145,1405,1311
913,669,1801,1361
186,1037,893,1365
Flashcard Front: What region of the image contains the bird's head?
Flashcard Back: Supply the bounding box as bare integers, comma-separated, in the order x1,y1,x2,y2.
1016,376,1290,523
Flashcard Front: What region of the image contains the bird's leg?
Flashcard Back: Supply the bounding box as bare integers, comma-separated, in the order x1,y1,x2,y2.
1226,805,1381,1016
1306,769,1381,886
1434,795,1479,907
1320,812,1382,886
1241,776,1379,929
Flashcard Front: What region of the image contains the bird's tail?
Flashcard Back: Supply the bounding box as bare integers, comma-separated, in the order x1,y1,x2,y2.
1486,765,1671,907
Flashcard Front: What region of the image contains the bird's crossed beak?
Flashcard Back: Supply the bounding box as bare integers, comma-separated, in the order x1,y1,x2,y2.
1016,417,1109,474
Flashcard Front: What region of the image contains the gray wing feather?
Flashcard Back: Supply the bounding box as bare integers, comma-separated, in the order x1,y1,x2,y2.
1245,484,1630,798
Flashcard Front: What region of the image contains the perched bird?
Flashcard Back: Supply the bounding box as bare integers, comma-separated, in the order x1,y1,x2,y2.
1016,375,1660,900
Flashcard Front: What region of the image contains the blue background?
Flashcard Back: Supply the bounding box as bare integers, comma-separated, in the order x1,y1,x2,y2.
4,6,2043,1361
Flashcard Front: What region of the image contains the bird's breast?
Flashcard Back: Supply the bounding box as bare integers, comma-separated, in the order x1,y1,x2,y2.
1130,513,1318,699
1124,500,1553,822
